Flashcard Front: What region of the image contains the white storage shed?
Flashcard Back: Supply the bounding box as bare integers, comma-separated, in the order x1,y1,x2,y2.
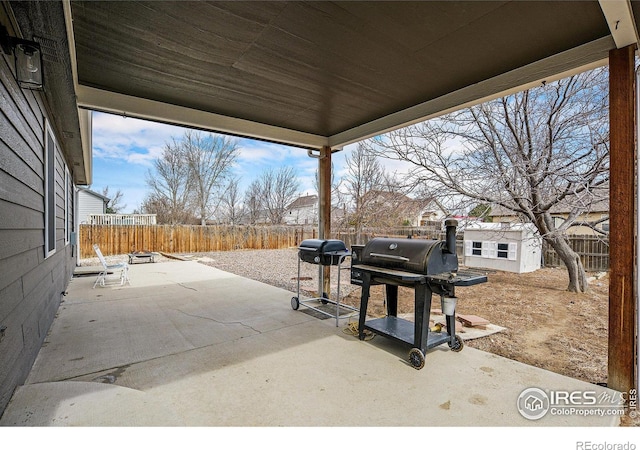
463,222,542,273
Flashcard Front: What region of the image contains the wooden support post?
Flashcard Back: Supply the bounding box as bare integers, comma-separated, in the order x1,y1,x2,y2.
608,45,637,393
318,146,332,297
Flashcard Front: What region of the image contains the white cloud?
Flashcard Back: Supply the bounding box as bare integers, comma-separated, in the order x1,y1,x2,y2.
92,112,185,167
90,111,375,208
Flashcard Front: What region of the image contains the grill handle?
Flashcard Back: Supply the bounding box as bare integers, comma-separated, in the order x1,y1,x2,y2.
298,246,319,252
369,253,410,262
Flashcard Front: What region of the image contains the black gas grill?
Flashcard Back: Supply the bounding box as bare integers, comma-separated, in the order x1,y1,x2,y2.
351,219,487,369
291,239,358,326
298,239,349,266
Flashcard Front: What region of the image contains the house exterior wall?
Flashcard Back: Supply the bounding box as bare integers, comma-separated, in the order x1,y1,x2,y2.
463,224,542,273
78,190,106,223
284,205,317,225
0,15,76,414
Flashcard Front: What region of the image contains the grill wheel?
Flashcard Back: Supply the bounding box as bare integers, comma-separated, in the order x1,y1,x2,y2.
448,334,464,352
408,348,425,370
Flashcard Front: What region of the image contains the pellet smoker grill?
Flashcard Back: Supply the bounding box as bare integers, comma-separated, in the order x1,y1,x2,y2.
351,219,487,369
291,239,358,326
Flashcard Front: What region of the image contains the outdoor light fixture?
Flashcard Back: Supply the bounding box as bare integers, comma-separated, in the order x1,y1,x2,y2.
1,25,43,90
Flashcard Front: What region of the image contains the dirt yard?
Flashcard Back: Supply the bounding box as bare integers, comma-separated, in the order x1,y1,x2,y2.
341,267,610,385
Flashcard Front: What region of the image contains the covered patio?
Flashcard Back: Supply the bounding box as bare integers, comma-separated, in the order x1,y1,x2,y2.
1,1,638,431
60,0,638,396
0,260,622,426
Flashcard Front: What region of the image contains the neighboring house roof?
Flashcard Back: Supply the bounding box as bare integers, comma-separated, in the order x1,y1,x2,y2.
489,187,609,218
362,190,439,216
287,194,318,210
78,187,110,203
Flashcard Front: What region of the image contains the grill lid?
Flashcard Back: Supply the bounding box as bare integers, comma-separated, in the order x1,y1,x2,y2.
359,237,457,275
298,239,347,254
298,239,349,266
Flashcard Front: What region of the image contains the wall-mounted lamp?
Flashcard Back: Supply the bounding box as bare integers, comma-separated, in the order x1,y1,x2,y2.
1,25,43,90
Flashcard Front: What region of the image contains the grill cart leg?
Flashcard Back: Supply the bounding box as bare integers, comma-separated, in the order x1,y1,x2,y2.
358,273,372,341
444,298,464,352
445,309,457,345
413,283,432,355
385,284,398,317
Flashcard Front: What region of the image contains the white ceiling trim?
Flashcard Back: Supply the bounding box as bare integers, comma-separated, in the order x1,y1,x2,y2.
75,85,330,150
63,0,92,184
329,37,614,149
598,0,639,49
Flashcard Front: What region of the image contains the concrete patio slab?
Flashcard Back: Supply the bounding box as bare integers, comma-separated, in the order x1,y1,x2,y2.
0,261,624,427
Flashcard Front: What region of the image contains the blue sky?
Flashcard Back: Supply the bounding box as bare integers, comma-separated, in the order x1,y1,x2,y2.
90,111,359,213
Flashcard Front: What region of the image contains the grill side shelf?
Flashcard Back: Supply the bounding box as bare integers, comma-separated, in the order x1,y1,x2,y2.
454,271,488,287
453,274,488,286
425,271,488,287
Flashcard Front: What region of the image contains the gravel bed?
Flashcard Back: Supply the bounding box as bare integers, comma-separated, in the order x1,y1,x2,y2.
182,248,358,299
78,248,358,299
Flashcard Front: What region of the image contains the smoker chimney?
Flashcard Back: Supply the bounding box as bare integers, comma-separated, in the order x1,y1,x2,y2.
444,218,458,254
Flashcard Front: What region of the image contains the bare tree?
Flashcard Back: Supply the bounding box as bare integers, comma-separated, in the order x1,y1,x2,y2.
218,176,244,225
257,166,299,224
145,138,193,225
367,68,609,292
243,179,263,225
184,130,240,225
101,186,126,213
358,174,427,228
339,143,387,240
140,192,201,225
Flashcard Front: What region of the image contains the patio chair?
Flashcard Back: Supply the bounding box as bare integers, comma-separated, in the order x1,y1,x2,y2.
92,244,130,288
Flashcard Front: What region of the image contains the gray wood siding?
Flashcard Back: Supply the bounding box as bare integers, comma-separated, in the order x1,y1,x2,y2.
0,4,77,414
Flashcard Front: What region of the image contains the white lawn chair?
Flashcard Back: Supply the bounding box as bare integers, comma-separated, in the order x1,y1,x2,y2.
92,244,130,288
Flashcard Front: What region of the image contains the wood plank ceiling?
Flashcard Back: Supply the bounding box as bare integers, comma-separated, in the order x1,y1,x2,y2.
68,1,626,150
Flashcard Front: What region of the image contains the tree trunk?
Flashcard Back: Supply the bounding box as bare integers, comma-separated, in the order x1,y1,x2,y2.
547,235,588,292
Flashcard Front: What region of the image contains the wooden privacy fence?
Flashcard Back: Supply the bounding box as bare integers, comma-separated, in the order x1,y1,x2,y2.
542,235,609,272
79,224,317,258
80,224,610,271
